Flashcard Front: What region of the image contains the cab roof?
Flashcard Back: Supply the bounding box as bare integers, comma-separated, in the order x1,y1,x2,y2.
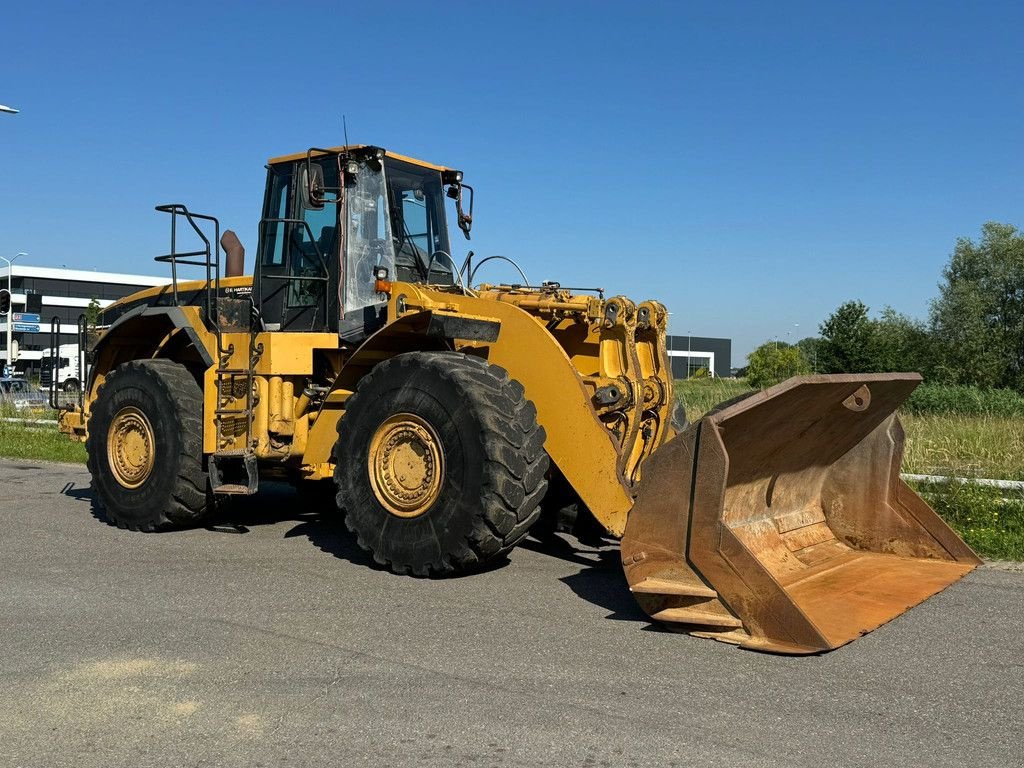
267,145,452,173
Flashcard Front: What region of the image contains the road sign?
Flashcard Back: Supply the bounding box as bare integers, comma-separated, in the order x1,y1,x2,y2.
12,312,40,323
12,323,40,333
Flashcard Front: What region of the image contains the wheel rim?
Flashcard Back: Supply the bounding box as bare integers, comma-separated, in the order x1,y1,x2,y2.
107,406,156,489
368,413,444,518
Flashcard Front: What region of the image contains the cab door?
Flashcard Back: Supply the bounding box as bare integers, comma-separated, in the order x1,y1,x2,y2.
255,161,338,332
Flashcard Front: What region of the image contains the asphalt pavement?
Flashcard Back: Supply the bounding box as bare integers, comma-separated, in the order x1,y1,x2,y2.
1,459,1021,768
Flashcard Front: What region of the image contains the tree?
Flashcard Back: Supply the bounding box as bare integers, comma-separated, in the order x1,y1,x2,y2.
871,306,932,375
929,222,1024,390
746,341,810,388
85,297,102,330
795,336,823,373
818,300,875,373
84,298,102,353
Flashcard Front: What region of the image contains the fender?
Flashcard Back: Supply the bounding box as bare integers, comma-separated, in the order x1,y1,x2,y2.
88,306,215,397
303,287,634,535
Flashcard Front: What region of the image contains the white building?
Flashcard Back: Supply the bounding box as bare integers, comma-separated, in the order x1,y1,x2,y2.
0,264,170,371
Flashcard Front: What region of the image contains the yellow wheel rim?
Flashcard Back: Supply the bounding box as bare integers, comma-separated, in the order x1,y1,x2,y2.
107,406,156,489
368,413,444,518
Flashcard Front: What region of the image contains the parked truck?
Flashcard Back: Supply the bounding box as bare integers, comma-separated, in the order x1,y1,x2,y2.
40,343,85,392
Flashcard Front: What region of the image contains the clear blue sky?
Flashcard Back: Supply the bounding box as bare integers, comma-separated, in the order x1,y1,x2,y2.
2,1,1022,362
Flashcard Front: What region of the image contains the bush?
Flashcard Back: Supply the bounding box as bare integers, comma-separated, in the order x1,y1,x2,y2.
746,342,810,388
904,383,1024,417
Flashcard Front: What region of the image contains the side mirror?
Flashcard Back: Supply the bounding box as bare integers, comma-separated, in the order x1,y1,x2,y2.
299,162,326,210
446,182,474,240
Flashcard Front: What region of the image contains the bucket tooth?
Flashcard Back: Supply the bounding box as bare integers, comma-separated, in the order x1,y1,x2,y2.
650,607,744,628
629,577,717,599
622,373,982,654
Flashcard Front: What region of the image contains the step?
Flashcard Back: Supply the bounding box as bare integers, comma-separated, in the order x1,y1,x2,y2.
213,483,255,495
650,607,743,628
630,577,718,599
210,450,258,495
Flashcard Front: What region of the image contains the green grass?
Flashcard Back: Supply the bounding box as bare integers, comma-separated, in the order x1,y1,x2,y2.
0,421,87,464
901,413,1024,481
673,378,755,421
905,383,1024,417
911,481,1024,561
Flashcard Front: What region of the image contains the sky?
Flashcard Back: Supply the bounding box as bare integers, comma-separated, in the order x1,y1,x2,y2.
2,1,1022,363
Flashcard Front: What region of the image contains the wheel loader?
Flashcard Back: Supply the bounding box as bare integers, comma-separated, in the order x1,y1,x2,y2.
56,144,980,654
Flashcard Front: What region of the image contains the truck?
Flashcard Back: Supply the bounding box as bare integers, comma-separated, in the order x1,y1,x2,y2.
40,343,85,392
56,142,980,654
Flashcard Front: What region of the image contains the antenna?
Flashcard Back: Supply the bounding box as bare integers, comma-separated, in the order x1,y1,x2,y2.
343,115,350,147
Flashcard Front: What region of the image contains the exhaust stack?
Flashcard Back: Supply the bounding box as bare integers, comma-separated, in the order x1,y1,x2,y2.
221,230,245,278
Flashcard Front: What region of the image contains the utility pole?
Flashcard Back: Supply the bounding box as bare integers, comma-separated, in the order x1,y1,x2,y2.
1,253,27,373
789,323,799,376
667,312,675,378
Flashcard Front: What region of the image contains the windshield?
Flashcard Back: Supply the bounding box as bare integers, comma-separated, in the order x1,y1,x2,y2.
344,158,396,316
384,157,453,283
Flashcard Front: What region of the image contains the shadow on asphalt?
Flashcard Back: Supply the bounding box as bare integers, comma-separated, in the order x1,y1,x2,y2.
61,478,382,570
521,535,651,623
59,478,650,620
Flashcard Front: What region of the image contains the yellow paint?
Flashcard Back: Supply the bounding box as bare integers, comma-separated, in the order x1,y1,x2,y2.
368,413,445,518
72,272,675,538
267,145,452,172
106,406,156,488
252,332,337,375
103,275,253,316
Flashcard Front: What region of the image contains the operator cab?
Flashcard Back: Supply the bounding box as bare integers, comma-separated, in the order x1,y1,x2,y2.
255,145,471,342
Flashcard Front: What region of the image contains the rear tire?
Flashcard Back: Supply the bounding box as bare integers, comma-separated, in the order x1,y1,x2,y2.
334,352,549,577
86,359,213,531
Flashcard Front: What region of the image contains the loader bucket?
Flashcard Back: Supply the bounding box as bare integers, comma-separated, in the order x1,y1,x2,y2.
621,374,981,654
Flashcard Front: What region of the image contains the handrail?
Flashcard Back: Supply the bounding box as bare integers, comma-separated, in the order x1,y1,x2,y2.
76,313,87,412
153,203,221,331
48,316,60,410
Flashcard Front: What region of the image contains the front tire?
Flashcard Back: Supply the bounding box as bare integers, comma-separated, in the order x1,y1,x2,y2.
334,352,549,577
86,359,213,531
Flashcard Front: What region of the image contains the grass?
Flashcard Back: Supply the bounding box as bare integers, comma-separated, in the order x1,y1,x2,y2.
0,399,86,463
0,421,87,464
901,413,1024,481
673,377,754,421
910,482,1024,561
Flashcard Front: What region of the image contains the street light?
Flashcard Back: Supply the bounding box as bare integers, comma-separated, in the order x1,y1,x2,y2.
787,324,800,376
687,330,693,379
1,252,27,374
666,312,675,377
0,104,19,114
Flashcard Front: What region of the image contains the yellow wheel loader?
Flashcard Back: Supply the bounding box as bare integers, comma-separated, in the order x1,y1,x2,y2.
56,144,980,653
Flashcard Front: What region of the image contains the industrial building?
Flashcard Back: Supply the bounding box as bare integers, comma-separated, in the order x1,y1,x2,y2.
0,264,170,375
665,334,732,379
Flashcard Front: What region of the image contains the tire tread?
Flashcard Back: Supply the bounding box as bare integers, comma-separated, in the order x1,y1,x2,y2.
335,351,549,576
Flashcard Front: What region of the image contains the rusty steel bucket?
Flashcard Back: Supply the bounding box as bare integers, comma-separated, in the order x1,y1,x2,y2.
621,374,981,654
